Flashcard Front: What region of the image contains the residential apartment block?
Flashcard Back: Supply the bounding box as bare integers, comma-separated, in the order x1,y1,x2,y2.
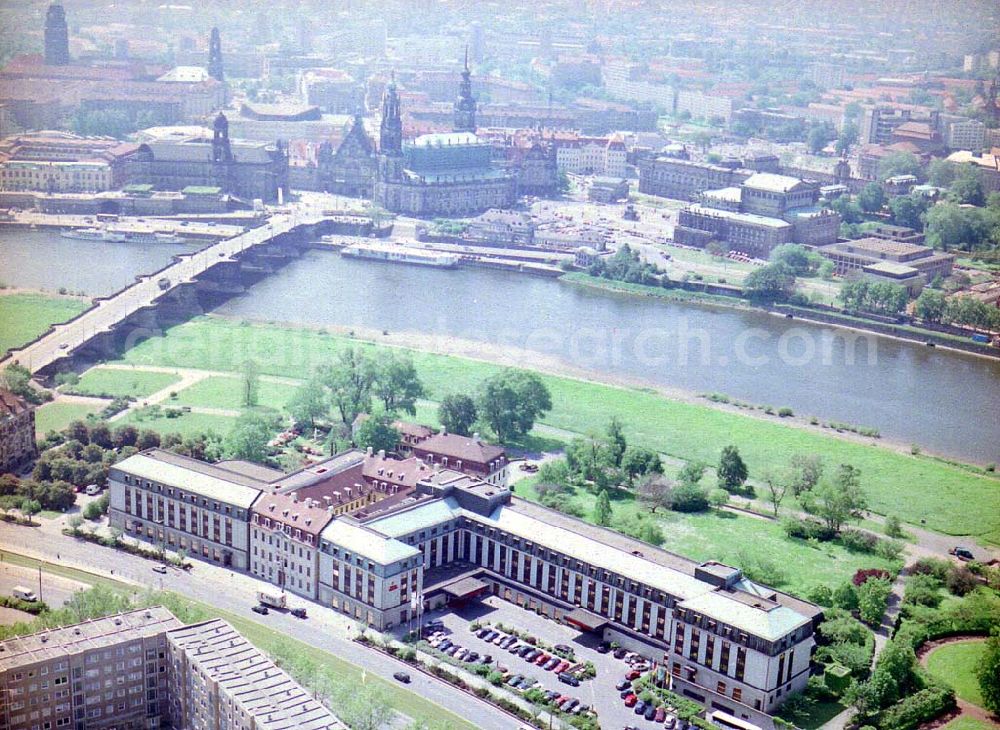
0,608,345,730
0,389,36,475
0,607,180,730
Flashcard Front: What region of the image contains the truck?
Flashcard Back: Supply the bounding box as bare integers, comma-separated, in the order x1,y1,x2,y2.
257,591,287,609
12,586,38,602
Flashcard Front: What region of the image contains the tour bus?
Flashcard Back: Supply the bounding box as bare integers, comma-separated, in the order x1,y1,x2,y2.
707,710,764,730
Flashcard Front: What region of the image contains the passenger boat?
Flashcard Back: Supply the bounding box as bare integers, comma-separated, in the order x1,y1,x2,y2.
340,243,459,268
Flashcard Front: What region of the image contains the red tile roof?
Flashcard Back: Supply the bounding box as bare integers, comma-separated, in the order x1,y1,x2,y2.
0,389,31,419
412,433,505,467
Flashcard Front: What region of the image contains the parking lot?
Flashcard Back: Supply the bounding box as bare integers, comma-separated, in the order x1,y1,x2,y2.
416,595,681,729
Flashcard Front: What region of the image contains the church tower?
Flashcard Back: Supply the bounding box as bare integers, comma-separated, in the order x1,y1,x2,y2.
453,47,477,133
208,27,225,82
44,4,70,66
379,74,403,155
212,112,233,164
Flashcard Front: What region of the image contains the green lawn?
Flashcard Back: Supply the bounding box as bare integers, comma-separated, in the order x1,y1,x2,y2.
34,401,102,436
925,640,988,707
0,553,474,729
941,718,997,730
66,367,181,399
170,375,298,412
120,409,237,438
114,315,1000,544
0,294,88,353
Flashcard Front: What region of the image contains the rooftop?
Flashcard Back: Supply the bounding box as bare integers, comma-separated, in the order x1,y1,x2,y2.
167,619,346,730
411,432,505,466
0,388,32,418
686,204,793,229
824,236,929,257
0,607,181,671
411,131,481,147
113,450,266,509
678,591,809,642
320,518,421,565
741,172,809,193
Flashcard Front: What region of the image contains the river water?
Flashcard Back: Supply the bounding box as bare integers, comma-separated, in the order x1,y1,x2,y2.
2,230,998,462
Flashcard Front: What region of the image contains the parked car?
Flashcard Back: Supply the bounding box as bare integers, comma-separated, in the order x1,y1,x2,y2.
951,547,975,561
626,669,642,681
644,705,657,720
290,607,308,619
455,648,469,660
466,652,480,663
152,564,168,574
554,643,574,655
438,639,453,651
624,693,638,707
596,643,611,654
506,674,523,686
393,671,411,683
251,604,268,615
477,628,491,639
614,647,628,659
558,672,581,687
564,698,580,712
634,700,647,715
543,657,560,670
554,660,570,673
482,654,493,664
664,714,677,729
655,707,667,722
557,697,573,711
493,633,507,645
534,652,550,666
616,679,632,691
544,690,559,702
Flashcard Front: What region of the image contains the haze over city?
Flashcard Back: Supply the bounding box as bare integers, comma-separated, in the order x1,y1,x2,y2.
0,2,997,730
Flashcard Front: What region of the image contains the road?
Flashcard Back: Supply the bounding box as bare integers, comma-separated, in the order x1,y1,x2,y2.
2,212,306,375
0,561,89,607
0,519,522,730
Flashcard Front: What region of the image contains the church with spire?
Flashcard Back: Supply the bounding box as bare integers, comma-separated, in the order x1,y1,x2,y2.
373,63,516,216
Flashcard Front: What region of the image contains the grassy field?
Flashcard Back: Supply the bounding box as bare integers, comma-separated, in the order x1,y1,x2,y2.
514,478,898,597
170,375,298,412
0,293,88,353
2,553,475,729
34,401,102,436
113,316,1000,544
925,640,988,707
120,409,237,437
66,367,181,399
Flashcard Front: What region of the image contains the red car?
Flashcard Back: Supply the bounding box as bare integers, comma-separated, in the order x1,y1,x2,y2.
624,693,638,707
555,660,571,673
626,669,642,681
655,707,667,722
534,653,550,666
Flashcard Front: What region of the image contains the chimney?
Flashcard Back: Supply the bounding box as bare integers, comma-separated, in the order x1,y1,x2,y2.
378,449,385,459
473,432,480,442
323,496,332,506
290,492,298,503
366,446,373,456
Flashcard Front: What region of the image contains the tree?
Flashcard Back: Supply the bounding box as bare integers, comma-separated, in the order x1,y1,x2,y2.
438,393,478,436
857,183,886,213
287,376,327,431
67,514,85,534
708,488,730,511
884,514,904,539
354,413,401,454
914,288,947,322
717,445,748,493
762,468,791,517
925,202,990,251
477,370,552,443
976,627,1000,716
636,475,672,513
927,160,959,188
622,447,662,486
877,151,921,181
949,164,985,206
770,244,821,276
742,261,797,301
372,352,424,416
836,122,859,155
605,417,627,467
321,348,375,425
241,359,260,408
65,420,91,445
671,483,709,512
889,194,929,230
594,489,613,526
224,410,277,464
113,424,139,449
136,429,161,450
856,576,892,627
807,124,834,154
678,460,707,486
830,196,864,224
802,464,867,533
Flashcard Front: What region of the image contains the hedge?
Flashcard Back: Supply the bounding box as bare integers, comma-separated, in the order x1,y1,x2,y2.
876,683,955,730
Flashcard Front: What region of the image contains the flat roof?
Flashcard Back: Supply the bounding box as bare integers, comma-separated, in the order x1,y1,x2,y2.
320,518,420,565
741,172,809,193
678,591,809,642
364,496,462,538
564,606,608,631
442,575,490,599
686,204,792,229
0,607,181,671
863,261,920,277
167,619,346,730
113,450,265,509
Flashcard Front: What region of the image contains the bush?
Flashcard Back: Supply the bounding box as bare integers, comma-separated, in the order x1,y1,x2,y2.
874,537,904,562
840,528,879,553
857,576,893,627
903,574,943,608
853,568,892,586
945,565,977,596
877,682,955,730
778,407,794,417
783,517,837,541
912,557,951,581
670,483,709,512
808,584,834,606
825,664,852,695
833,582,859,611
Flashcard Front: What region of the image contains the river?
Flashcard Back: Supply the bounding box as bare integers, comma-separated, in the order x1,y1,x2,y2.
2,230,998,462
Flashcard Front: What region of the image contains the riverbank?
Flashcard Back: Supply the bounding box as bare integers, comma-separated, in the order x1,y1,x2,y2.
561,273,1000,361
116,314,1000,544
